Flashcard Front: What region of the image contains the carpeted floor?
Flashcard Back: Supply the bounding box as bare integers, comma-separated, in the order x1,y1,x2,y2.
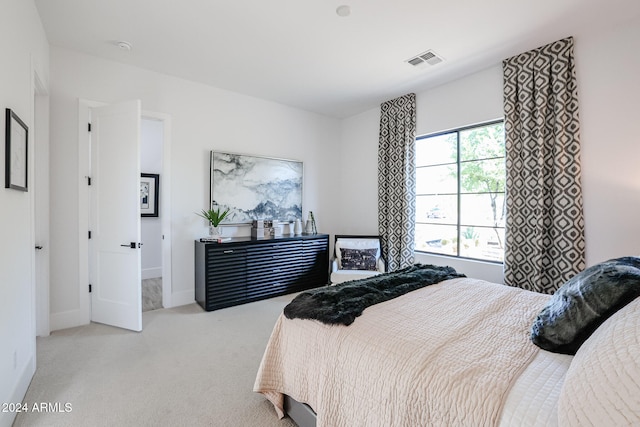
14,295,299,427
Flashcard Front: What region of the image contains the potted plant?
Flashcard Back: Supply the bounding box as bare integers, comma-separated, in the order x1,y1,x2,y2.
197,206,230,237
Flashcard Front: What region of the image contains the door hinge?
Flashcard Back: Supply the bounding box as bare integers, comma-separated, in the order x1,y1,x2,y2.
89,284,92,293
88,231,92,239
88,123,92,132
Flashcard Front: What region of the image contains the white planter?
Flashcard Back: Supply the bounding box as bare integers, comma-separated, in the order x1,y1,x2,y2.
209,225,222,238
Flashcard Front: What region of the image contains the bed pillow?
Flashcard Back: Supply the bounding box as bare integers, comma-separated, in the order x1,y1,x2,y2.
335,238,380,269
557,297,640,426
340,248,378,271
530,256,640,355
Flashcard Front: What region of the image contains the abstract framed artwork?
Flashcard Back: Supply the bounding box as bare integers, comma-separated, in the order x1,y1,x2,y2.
5,108,28,192
210,151,303,224
140,173,159,217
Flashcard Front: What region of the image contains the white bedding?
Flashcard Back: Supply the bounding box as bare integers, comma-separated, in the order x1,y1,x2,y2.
500,350,573,426
255,277,557,427
558,297,640,426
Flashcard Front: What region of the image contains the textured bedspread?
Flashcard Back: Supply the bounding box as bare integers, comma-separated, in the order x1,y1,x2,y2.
254,277,551,427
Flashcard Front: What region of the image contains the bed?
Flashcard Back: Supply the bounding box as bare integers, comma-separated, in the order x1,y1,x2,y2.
254,260,640,427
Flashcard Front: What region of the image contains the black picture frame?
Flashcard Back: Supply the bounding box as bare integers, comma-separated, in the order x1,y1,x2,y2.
140,173,159,217
5,108,28,192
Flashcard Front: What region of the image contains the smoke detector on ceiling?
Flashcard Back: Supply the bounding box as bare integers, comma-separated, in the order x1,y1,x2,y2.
406,50,444,67
336,5,351,17
116,41,132,51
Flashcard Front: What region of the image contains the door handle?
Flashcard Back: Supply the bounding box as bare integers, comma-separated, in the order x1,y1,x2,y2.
120,242,143,248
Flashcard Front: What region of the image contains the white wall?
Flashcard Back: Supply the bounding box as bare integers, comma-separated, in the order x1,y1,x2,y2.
338,15,640,283
141,118,163,279
0,1,49,426
576,16,640,264
49,47,341,329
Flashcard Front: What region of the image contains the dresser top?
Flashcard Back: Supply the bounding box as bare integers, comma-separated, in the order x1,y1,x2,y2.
197,233,329,246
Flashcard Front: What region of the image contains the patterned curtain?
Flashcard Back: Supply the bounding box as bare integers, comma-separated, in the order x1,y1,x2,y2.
503,37,586,294
378,93,417,271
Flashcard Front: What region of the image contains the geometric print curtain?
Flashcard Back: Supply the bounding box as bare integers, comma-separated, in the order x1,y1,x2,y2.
378,93,417,272
502,37,586,294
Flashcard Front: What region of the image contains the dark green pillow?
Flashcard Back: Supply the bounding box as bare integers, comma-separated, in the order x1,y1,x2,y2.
530,256,640,355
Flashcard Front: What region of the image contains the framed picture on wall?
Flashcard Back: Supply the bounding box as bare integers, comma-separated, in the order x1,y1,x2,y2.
140,173,159,217
5,108,28,192
210,151,303,224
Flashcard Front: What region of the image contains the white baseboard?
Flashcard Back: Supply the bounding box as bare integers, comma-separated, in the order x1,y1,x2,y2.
50,308,87,332
168,290,194,308
1,355,35,427
142,267,162,280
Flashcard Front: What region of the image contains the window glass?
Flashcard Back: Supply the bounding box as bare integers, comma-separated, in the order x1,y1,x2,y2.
460,123,505,161
416,132,457,166
460,193,505,227
416,164,457,195
415,224,459,256
458,227,505,260
416,194,457,225
460,158,505,194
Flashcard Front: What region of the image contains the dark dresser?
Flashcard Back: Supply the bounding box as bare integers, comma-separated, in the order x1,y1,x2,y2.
195,234,329,311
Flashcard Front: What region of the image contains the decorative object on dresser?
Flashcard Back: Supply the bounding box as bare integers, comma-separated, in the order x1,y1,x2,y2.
210,151,303,224
196,206,230,238
195,234,329,311
282,221,294,235
304,211,317,234
251,219,283,239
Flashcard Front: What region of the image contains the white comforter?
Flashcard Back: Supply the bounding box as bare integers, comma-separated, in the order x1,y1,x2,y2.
254,277,558,427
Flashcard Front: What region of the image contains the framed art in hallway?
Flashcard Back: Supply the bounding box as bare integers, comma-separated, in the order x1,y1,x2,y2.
140,173,159,217
5,108,28,192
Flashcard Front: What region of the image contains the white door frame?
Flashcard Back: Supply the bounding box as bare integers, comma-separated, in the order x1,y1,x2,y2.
32,65,50,337
78,100,173,325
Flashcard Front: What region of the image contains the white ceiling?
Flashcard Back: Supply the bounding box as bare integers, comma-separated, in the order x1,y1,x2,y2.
35,0,640,118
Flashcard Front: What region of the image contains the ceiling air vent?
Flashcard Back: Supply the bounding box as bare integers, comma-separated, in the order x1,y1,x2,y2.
407,50,444,67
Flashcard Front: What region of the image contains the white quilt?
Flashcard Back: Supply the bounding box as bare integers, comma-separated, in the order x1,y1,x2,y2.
558,297,640,426
500,350,573,426
254,277,551,427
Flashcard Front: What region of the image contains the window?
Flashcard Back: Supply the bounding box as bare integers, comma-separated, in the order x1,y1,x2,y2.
415,121,505,262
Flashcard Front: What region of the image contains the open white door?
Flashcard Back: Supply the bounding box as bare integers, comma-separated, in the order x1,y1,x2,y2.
89,100,142,332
